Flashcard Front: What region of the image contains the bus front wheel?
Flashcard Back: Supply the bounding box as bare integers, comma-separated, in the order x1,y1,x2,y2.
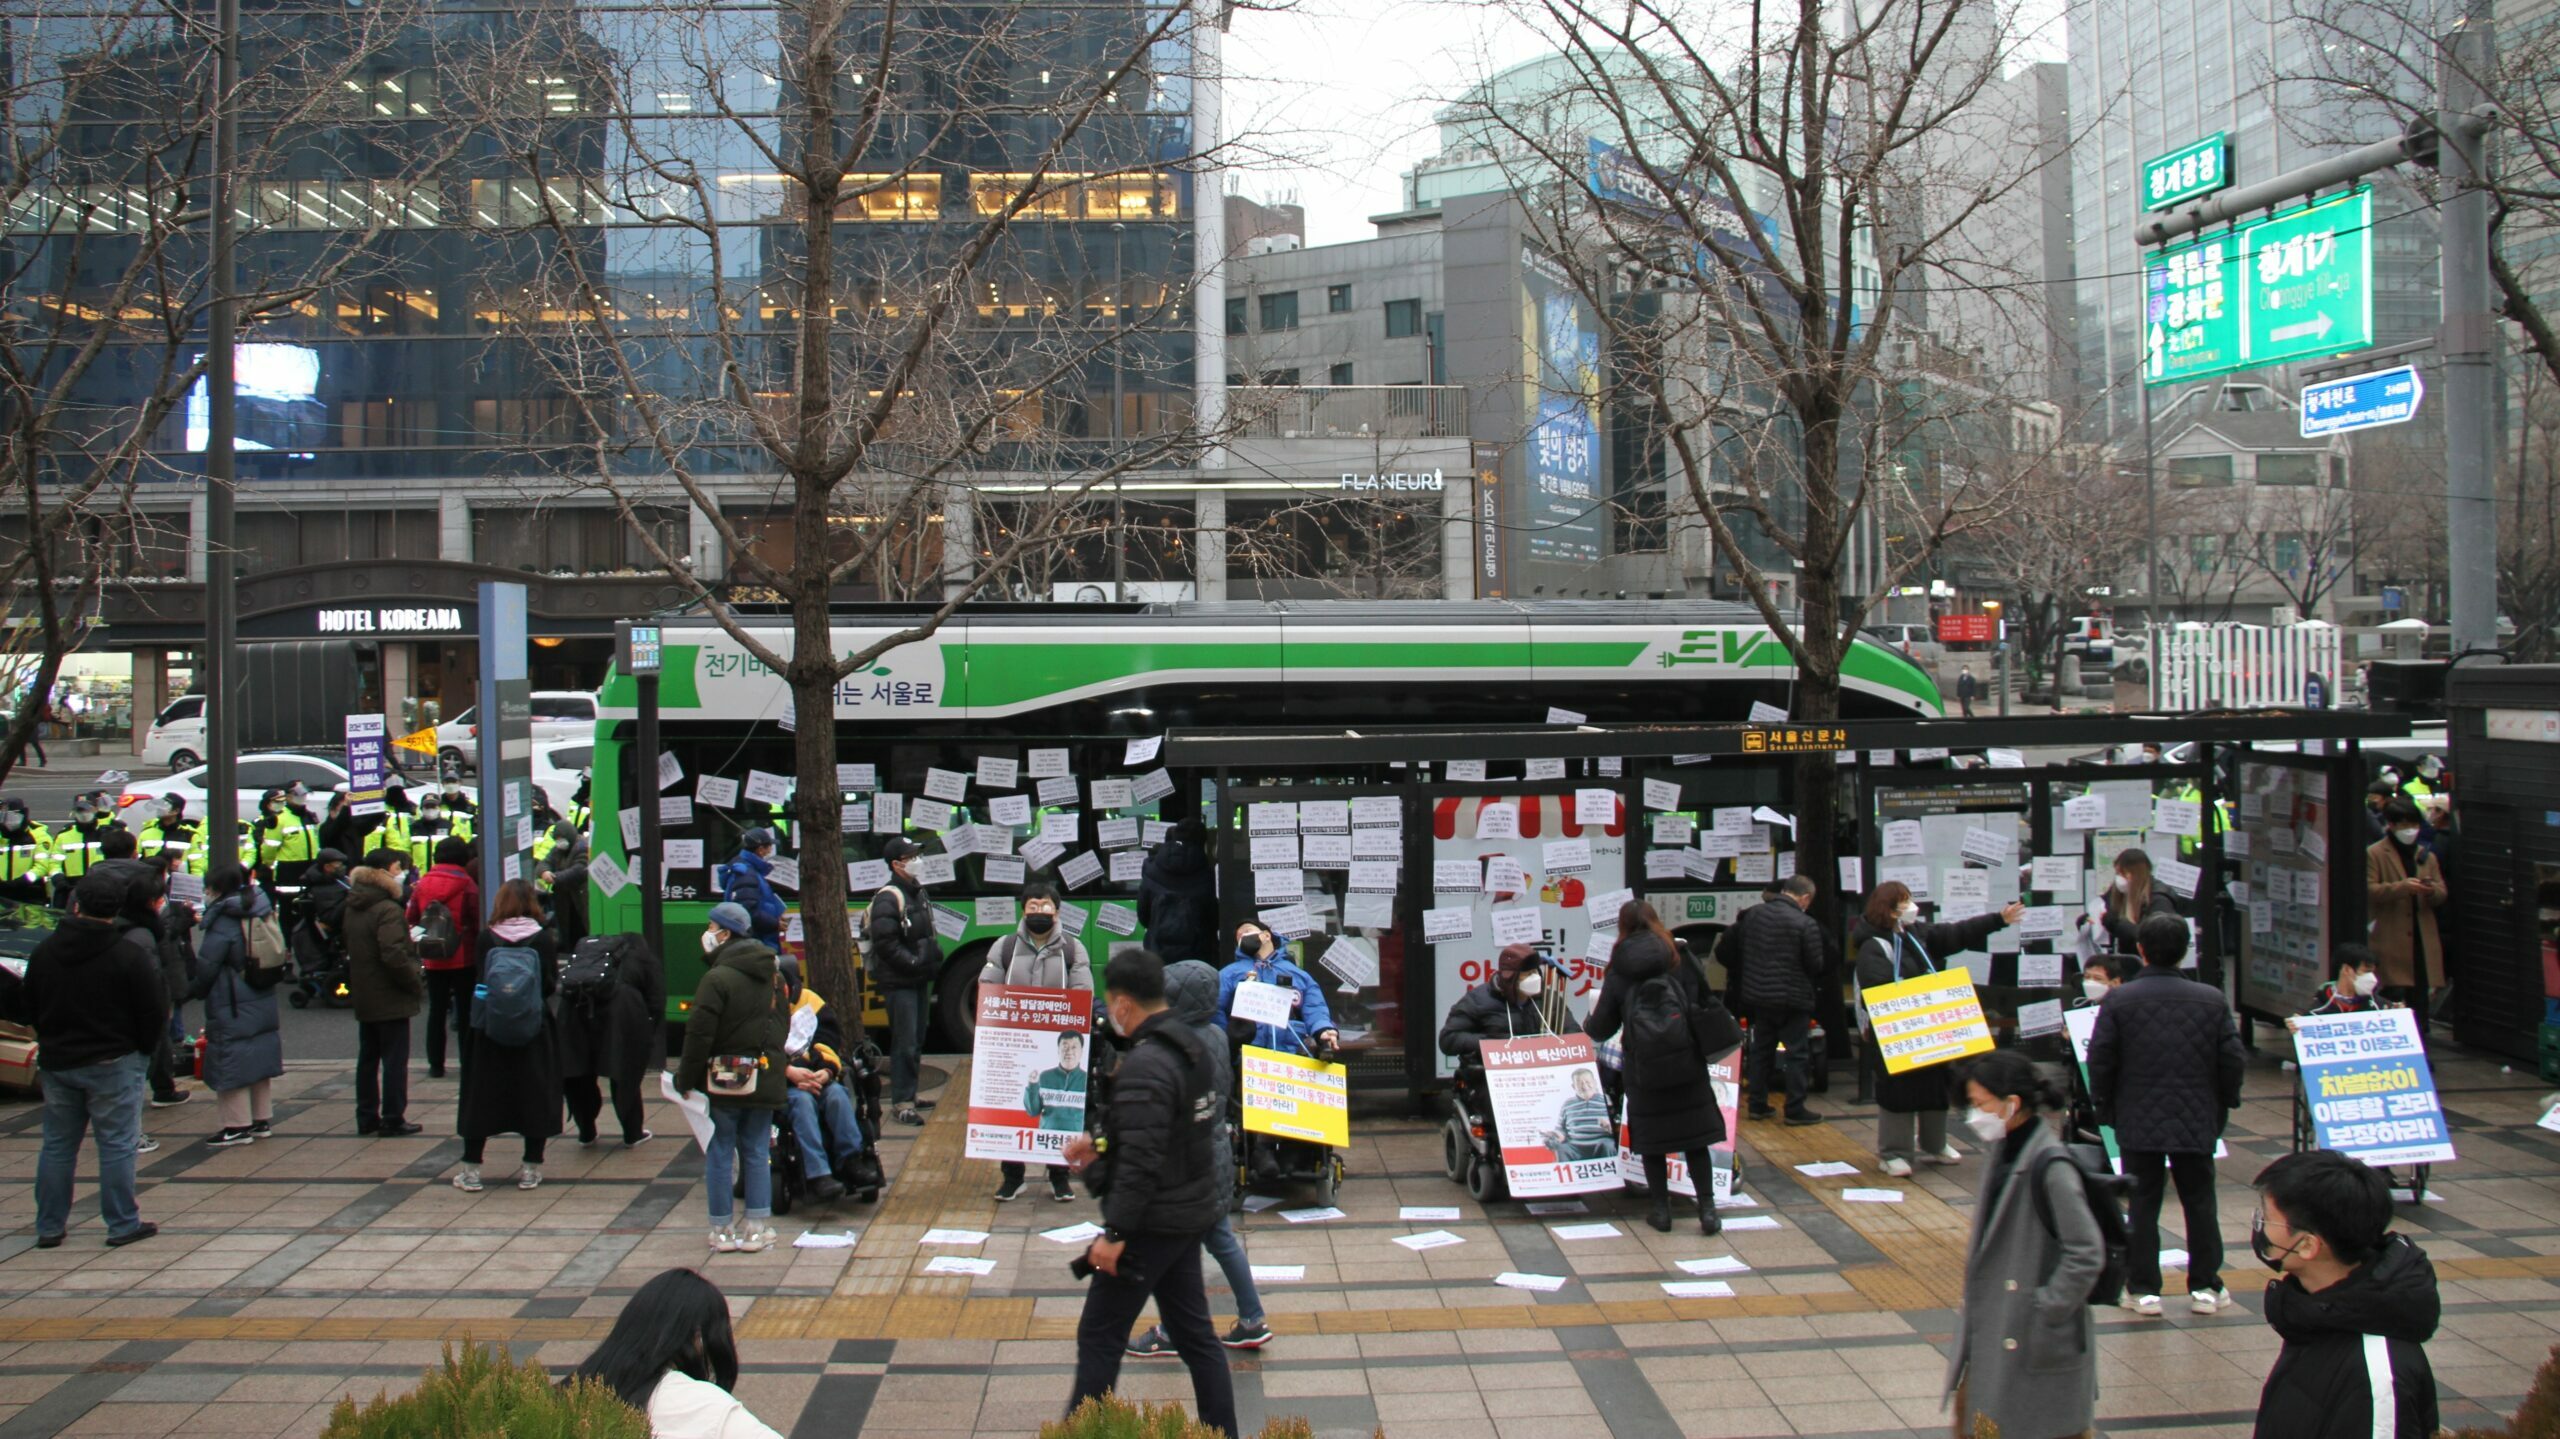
930,942,996,1050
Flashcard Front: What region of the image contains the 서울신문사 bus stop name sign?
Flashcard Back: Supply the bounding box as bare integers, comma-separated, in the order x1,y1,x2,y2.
2146,188,2374,386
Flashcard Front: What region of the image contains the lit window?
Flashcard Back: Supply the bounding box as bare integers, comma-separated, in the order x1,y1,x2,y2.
838,173,943,220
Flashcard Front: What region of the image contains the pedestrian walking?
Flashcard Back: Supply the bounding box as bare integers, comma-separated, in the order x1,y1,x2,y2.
714,828,786,947
863,835,941,1126
407,837,480,1078
558,932,662,1148
191,864,283,1147
1944,1050,2104,1439
1852,882,2025,1176
1062,950,1237,1437
1126,957,1276,1358
450,879,564,1192
1734,875,1828,1125
1586,900,1734,1236
1,872,166,1246
2086,913,2246,1317
2364,797,2447,1027
675,902,787,1253
2250,1151,2441,1439
981,883,1091,1204
24,696,48,767
1957,666,1979,717
1136,815,1220,963
342,851,424,1137
571,1269,785,1439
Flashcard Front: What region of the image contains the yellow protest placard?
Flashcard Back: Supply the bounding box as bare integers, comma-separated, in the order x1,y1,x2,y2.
1239,1044,1349,1149
1861,969,1994,1074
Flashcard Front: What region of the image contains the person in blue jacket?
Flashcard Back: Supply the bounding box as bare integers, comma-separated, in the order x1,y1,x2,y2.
1213,921,1337,1057
715,829,786,947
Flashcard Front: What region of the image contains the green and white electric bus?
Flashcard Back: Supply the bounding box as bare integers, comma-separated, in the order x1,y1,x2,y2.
587,598,1941,1053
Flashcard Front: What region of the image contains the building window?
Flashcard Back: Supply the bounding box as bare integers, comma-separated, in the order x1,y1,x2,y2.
1259,369,1301,386
345,69,437,117
1327,284,1354,313
2168,455,2234,486
836,174,943,220
2256,453,2319,485
1384,298,1421,338
235,509,438,574
1259,291,1298,332
466,177,611,228
249,179,444,231
966,172,1180,220
474,504,682,575
1224,297,1246,335
1328,361,1355,385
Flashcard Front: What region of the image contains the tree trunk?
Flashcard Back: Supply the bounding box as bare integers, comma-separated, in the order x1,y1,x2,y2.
790,656,859,1014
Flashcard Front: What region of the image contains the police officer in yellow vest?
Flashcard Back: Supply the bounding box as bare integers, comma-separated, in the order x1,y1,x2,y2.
566,772,592,831
0,797,55,906
372,785,415,878
253,786,322,895
2166,778,2232,858
138,794,207,877
407,788,473,871
51,791,127,906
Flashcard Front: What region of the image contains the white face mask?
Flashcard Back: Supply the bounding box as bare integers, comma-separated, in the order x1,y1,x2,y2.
2082,978,2111,1003
699,929,722,954
1964,1106,2011,1144
1516,972,1544,998
1896,903,1919,927
2352,971,2381,996
2392,827,2421,844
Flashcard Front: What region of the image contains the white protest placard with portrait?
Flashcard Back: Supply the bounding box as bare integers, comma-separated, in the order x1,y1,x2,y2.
964,985,1094,1165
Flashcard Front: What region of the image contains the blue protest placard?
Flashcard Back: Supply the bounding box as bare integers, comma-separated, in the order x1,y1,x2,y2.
2292,1009,2457,1166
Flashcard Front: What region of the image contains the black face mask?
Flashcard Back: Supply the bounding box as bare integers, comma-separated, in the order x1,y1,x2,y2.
2250,1215,2303,1273
1025,912,1055,935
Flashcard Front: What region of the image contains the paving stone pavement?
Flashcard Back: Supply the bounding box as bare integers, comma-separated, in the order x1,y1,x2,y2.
0,1043,2554,1439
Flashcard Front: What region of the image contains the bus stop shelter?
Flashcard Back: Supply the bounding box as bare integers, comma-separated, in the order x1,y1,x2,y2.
1164,709,2418,1095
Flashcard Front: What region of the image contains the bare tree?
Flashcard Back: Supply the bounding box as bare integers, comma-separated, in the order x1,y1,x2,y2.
2229,479,2362,620
1962,440,2146,689
2149,485,2258,624
486,0,1244,1002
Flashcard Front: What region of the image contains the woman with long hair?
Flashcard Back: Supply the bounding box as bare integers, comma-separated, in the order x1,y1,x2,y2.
2091,847,2178,954
1851,880,2023,1177
450,878,563,1192
192,863,281,1147
571,1268,782,1437
1586,900,1729,1235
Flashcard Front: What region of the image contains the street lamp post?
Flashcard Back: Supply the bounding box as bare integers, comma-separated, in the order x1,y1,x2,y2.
1984,601,2009,717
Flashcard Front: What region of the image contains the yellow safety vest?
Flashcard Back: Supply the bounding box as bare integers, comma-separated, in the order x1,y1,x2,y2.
256,811,318,867
0,823,56,884
54,821,120,879
408,815,474,870
138,821,207,877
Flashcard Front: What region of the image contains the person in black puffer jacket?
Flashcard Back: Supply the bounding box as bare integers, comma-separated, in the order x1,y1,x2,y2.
2251,1151,2440,1439
2087,912,2246,1316
862,836,940,1125
1586,901,1727,1236
1137,817,1219,963
1062,950,1235,1439
1734,875,1829,1125
1439,943,1578,1061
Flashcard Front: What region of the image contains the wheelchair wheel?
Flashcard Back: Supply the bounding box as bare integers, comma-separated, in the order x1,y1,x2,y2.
2290,1090,2314,1153
1442,1116,1469,1182
287,989,311,1009
1314,1156,1339,1208
1464,1152,1506,1203
2402,1166,2431,1205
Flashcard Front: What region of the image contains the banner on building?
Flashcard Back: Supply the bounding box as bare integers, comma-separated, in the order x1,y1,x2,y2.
963,984,1092,1165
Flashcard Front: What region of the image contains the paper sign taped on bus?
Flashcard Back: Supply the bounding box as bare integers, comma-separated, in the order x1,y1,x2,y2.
1241,1045,1349,1149
1861,970,1994,1074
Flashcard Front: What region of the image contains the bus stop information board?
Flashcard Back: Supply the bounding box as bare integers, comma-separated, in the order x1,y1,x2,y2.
2142,132,2232,210
2146,188,2373,386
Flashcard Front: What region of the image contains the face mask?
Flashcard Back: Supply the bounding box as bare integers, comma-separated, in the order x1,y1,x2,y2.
2352,971,2380,996
74,810,94,825
1896,904,1918,926
2392,827,2421,844
1247,935,1271,958
699,930,721,954
2251,1215,2305,1273
1025,912,1055,935
422,806,440,819
263,803,280,816
2,814,19,831
1516,972,1544,998
1963,1106,2011,1144
2082,978,2110,1003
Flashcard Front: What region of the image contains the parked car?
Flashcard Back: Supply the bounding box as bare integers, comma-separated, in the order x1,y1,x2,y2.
1861,624,1947,671
433,690,600,774
117,752,351,824
141,694,206,771
531,738,590,819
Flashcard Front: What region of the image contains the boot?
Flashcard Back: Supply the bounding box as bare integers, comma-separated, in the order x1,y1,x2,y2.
1643,1153,1674,1232
1689,1151,1721,1235
1648,1191,1674,1233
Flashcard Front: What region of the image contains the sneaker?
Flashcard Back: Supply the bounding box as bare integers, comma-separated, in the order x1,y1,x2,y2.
623,1130,655,1148
1923,1145,1964,1166
805,1175,845,1203
710,1225,743,1254
136,1135,160,1155
34,1234,61,1250
2124,1293,2163,1316
995,1175,1027,1203
516,1166,543,1191
1746,1106,1776,1122
1783,1109,1826,1127
1222,1319,1274,1350
1126,1326,1176,1359
206,1127,255,1148
249,1120,271,1138
2189,1286,2231,1315
733,1223,778,1253
577,1128,598,1146
894,1107,924,1127
1880,1156,1914,1178
105,1222,158,1248
1050,1174,1076,1203
451,1166,483,1193
150,1090,190,1108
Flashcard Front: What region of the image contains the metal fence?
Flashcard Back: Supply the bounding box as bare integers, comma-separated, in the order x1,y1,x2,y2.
2149,623,2344,710
1228,385,1470,440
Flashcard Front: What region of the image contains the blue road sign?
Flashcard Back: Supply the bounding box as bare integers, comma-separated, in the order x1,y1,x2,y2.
2300,364,2425,436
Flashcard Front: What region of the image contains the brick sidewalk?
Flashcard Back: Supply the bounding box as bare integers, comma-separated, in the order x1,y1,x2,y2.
0,1044,2553,1439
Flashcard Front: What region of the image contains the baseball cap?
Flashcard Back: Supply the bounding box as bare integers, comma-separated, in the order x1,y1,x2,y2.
880,835,924,863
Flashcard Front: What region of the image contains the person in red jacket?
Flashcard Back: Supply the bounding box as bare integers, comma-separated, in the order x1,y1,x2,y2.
406,837,481,1078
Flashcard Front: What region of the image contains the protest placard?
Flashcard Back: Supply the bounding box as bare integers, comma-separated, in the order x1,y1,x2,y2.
1240,1045,1349,1148
1860,969,1994,1074
1481,1035,1622,1197
963,984,1093,1165
2293,1010,2458,1167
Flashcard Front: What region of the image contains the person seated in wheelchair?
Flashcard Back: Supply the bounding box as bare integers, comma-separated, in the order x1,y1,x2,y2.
2286,944,2391,1033
777,957,886,1204
1439,944,1578,1066
1215,922,1339,1060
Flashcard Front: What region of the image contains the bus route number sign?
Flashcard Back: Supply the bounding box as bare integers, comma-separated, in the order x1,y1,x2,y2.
1741,725,1847,754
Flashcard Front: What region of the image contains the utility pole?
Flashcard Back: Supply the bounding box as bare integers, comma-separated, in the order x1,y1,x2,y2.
1110,222,1128,601
2440,15,2499,655
200,0,241,848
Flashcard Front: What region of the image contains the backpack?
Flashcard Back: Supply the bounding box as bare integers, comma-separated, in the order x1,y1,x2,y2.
475,944,546,1047
244,908,290,977
2030,1143,2134,1306
559,936,622,1021
1623,975,1699,1074
417,900,460,963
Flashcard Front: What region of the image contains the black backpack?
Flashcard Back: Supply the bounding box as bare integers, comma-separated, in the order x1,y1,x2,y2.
2030,1142,2133,1306
416,900,460,963
1622,975,1698,1074
559,936,623,1020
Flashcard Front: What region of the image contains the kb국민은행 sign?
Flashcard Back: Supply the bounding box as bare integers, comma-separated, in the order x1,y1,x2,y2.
963,985,1093,1165
1861,969,1995,1074
2292,1009,2457,1167
1240,1044,1350,1149
1482,1034,1623,1197
2146,188,2373,386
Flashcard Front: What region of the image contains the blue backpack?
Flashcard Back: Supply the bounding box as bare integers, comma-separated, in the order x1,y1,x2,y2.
476,945,545,1047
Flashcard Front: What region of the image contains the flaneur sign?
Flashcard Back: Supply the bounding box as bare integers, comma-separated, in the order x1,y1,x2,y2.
2292,1009,2457,1167
1861,969,1995,1074
1481,1034,1622,1197
1339,470,1444,492
1240,1044,1349,1148
1936,614,1996,644
2146,188,2373,386
963,984,1093,1165
2142,132,2233,210
1740,725,1848,755
2300,364,2424,437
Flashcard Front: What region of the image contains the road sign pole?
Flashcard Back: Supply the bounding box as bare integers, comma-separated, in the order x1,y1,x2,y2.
2139,374,2163,625
2440,17,2499,655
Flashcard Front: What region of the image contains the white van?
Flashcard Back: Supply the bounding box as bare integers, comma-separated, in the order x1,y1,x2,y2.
140,695,206,771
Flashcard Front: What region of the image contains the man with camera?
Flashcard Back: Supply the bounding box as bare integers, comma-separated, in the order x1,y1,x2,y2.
1061,950,1236,1437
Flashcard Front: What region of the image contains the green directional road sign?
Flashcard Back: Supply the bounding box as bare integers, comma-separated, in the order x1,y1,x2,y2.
2145,188,2373,386
2142,133,2232,210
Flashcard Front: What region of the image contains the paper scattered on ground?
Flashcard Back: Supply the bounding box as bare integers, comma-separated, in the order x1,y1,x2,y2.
1677,1255,1751,1275
1394,1230,1466,1251
1250,1265,1305,1283
1400,1206,1462,1221
791,1231,859,1249
1662,1281,1736,1299
921,1228,990,1246
1524,1200,1589,1216
1794,1161,1860,1177
1550,1222,1623,1241
922,1256,996,1276
1715,1192,1760,1208
2158,1249,2189,1270
2390,1188,2445,1204
1041,1223,1105,1245
1280,1207,1347,1224
1240,1194,1285,1212
1841,1188,1905,1203
1494,1272,1569,1292
1718,1215,1784,1231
